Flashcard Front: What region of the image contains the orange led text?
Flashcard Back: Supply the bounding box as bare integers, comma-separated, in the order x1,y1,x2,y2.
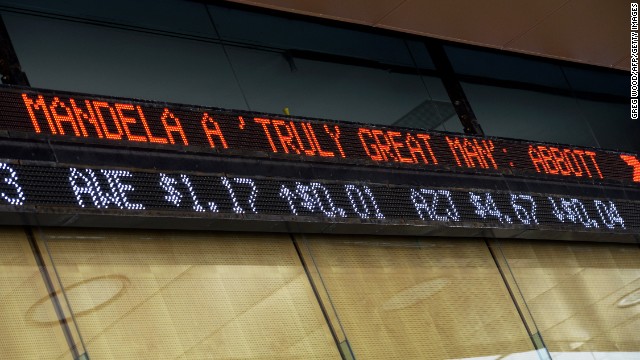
359,128,438,165
445,136,497,169
22,93,176,144
254,118,336,157
529,145,603,179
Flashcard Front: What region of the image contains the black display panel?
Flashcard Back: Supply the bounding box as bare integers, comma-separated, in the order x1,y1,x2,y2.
0,160,637,234
0,86,638,187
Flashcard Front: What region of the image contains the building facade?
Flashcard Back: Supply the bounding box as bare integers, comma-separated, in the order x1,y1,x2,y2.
0,1,638,359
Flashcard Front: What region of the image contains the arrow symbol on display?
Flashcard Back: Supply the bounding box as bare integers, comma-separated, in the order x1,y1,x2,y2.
621,155,640,182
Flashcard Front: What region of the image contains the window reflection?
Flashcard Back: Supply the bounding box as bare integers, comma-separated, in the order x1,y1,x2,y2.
226,46,455,130
494,240,640,357
0,228,72,359
3,2,459,133
297,236,535,359
26,275,129,325
36,229,341,360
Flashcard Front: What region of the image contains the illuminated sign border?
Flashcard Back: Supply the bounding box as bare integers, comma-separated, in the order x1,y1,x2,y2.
1,159,637,236
0,86,638,187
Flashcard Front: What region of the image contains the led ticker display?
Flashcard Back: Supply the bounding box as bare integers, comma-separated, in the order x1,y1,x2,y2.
0,160,638,234
0,87,638,186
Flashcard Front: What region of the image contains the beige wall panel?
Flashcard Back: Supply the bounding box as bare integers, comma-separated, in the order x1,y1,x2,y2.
300,236,534,359
497,240,640,353
0,228,72,359
38,229,340,360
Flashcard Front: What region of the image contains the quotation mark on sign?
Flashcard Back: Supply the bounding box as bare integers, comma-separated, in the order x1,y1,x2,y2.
621,155,640,182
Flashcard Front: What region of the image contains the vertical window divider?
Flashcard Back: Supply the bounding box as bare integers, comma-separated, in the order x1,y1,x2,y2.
290,234,355,360
484,238,551,360
426,42,484,135
25,226,87,360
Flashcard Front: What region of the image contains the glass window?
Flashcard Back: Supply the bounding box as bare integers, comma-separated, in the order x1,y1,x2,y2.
207,4,434,69
2,1,461,133
0,228,74,359
562,65,628,98
493,239,640,358
446,44,634,151
206,3,453,130
36,229,341,360
2,12,248,109
226,46,454,129
462,82,600,147
296,235,536,359
0,0,217,39
446,45,569,89
577,99,638,152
